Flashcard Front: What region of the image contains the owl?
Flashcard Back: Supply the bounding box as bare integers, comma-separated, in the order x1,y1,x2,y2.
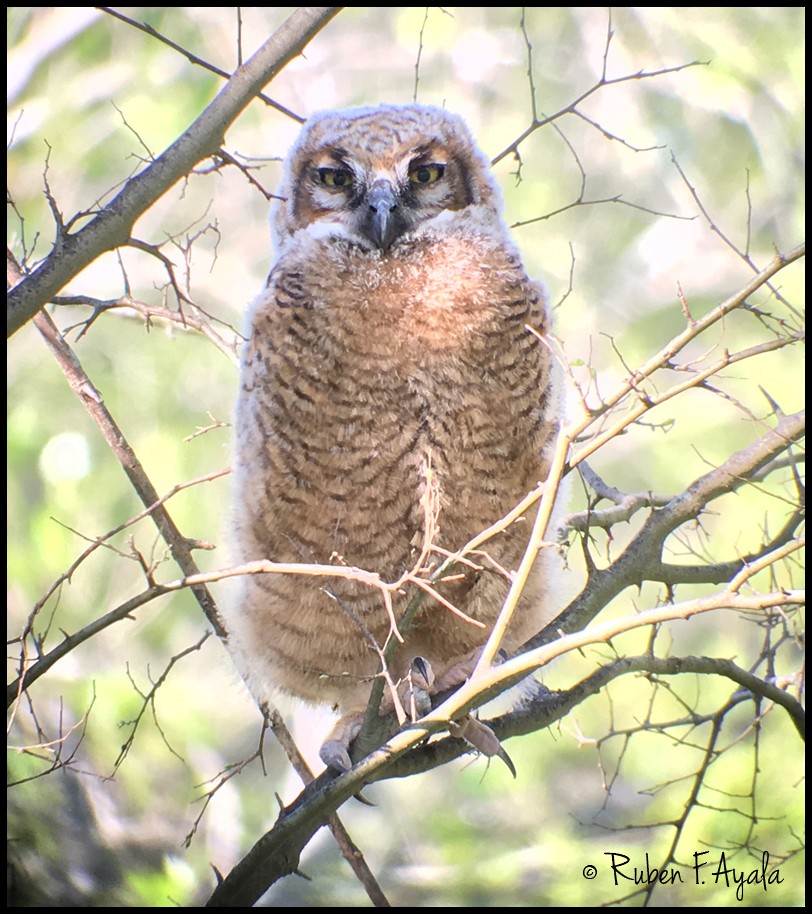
224,104,563,771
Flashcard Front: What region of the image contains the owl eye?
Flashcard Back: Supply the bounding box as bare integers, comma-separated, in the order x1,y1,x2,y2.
317,168,354,189
409,164,445,185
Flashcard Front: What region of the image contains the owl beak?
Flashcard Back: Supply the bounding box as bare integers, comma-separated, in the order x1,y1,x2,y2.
363,179,402,251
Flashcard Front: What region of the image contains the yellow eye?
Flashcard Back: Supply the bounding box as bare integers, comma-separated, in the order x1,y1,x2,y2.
317,168,353,189
409,164,445,185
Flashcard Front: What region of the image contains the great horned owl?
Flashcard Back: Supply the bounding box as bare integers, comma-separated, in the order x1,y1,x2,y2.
225,104,562,770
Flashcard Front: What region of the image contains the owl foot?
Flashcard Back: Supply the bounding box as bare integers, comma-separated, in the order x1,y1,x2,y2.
319,713,364,773
321,658,435,772
410,653,517,776
318,653,514,774
449,715,517,778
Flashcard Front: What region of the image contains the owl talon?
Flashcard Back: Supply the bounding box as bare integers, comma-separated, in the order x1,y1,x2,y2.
409,655,435,692
404,655,434,720
319,739,353,773
449,715,517,778
320,713,364,772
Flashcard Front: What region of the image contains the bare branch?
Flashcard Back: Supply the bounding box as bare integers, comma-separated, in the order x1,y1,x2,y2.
98,6,305,123
26,308,226,634
7,7,342,336
541,409,804,644
491,59,708,167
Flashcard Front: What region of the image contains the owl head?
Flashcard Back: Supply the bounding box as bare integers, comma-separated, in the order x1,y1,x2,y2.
272,104,503,253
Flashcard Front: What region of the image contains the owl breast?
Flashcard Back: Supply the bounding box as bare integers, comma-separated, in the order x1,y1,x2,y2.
238,212,552,586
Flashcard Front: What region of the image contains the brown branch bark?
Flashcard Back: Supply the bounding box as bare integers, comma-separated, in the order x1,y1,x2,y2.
7,7,342,337
531,408,805,649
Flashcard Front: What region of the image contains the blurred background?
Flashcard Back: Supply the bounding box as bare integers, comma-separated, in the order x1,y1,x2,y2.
8,7,804,906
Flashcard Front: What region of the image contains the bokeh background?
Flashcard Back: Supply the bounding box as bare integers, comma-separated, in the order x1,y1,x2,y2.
8,7,804,906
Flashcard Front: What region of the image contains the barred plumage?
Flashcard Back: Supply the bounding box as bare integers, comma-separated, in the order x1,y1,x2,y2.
224,104,563,765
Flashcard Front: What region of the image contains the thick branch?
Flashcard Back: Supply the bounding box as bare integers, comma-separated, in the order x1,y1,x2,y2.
531,409,805,647
7,7,341,337
376,651,806,778
500,654,805,743
205,585,802,906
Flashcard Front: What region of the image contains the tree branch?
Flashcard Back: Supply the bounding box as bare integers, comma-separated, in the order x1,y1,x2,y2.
7,7,342,337
536,409,805,646
205,583,802,906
